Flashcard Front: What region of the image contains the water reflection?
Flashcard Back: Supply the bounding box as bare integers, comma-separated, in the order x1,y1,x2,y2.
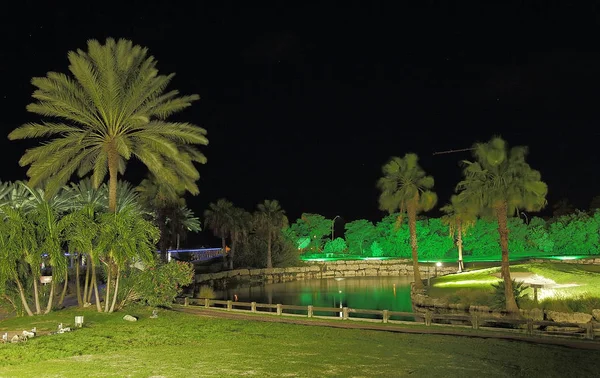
216,276,414,317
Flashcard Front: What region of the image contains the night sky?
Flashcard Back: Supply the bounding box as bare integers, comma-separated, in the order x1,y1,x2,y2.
2,2,600,246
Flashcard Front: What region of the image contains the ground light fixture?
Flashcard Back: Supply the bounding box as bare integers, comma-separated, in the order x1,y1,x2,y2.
75,316,84,327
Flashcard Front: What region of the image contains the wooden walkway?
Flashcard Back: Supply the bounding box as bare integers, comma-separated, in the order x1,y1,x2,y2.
174,305,600,351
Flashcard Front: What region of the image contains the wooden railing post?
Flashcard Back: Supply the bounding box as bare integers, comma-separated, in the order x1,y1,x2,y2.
526,319,533,335
251,302,257,313
382,310,389,324
471,314,479,330
276,304,282,315
184,297,189,306
227,300,232,311
307,305,313,318
342,307,349,320
204,298,210,308
586,322,594,340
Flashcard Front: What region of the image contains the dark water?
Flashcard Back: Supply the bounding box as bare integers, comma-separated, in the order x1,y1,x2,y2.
215,276,415,319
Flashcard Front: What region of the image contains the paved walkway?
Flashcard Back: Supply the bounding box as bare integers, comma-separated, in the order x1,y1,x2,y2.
174,305,600,351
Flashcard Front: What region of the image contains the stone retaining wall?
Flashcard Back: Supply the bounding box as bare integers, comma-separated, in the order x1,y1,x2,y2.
195,259,458,288
411,283,600,325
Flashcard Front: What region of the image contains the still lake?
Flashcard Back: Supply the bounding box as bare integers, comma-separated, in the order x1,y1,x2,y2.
215,275,414,318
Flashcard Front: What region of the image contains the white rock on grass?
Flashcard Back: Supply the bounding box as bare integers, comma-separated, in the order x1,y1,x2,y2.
123,315,138,322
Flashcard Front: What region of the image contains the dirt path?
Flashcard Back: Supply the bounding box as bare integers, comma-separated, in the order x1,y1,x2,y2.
174,305,600,351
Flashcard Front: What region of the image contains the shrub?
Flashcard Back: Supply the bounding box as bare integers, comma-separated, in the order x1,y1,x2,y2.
197,285,216,299
118,261,194,309
491,279,527,310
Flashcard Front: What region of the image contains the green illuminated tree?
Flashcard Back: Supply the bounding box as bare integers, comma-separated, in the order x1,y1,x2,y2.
8,38,208,213
323,237,347,254
344,219,377,255
377,154,437,289
254,200,288,268
441,195,477,272
456,137,547,312
300,213,331,252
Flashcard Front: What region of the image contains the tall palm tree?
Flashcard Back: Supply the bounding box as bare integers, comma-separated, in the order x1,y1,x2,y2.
137,174,186,262
456,136,547,312
63,178,106,310
8,38,208,213
377,154,437,289
228,207,252,270
254,200,288,269
441,195,477,272
97,202,158,313
204,199,234,263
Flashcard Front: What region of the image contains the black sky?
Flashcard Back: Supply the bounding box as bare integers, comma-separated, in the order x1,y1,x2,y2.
2,2,600,246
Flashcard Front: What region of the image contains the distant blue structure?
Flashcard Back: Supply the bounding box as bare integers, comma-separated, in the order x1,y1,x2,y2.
161,248,226,262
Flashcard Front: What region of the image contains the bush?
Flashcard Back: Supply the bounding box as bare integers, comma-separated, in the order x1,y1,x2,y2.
118,261,194,309
197,285,216,299
491,279,527,310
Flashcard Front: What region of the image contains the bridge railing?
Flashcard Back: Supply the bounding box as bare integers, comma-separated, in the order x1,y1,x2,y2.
175,297,600,342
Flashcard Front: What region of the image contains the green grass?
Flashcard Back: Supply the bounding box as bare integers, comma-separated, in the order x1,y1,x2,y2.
1,307,600,377
428,263,600,312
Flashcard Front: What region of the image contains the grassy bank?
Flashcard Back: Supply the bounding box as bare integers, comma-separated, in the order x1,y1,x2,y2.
428,263,600,312
1,307,600,377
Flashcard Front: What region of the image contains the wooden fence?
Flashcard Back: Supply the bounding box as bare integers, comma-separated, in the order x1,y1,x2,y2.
176,297,599,341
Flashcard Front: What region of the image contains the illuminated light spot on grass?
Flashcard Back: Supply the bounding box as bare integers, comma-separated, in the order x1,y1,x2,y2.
434,279,501,287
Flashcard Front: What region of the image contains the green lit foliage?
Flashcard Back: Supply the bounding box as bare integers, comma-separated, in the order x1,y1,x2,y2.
548,211,600,255
416,218,454,260
344,219,377,255
374,214,411,258
323,238,347,254
456,218,499,258
526,217,554,253
291,213,331,252
369,241,384,257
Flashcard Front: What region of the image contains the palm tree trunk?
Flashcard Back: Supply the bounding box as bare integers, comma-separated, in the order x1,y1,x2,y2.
496,202,519,312
15,277,34,316
159,213,169,263
457,221,464,273
44,280,55,314
408,202,424,289
230,236,236,270
266,231,273,269
221,235,227,267
91,259,102,312
107,148,118,213
33,277,41,315
76,254,83,306
104,263,112,313
58,270,69,308
83,255,92,305
109,267,120,313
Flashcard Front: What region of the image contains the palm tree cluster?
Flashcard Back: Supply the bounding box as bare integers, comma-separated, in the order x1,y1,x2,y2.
2,38,207,315
204,199,288,269
0,180,158,315
378,137,547,311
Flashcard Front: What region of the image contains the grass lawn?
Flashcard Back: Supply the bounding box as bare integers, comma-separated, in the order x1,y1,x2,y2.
428,263,600,311
1,307,600,377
